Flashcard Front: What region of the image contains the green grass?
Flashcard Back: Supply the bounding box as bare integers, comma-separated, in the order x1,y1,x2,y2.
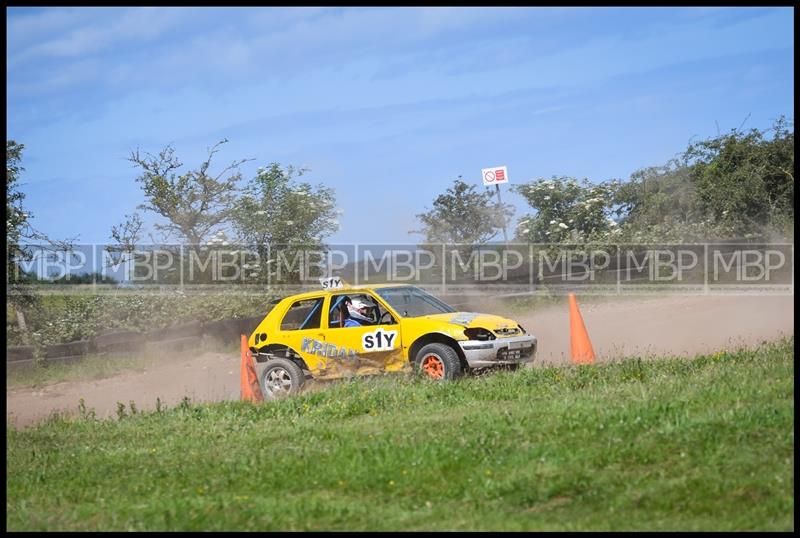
6,338,794,531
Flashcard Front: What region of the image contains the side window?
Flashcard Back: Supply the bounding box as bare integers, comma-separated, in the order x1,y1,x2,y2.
280,297,324,331
370,295,396,325
328,294,350,328
328,293,396,328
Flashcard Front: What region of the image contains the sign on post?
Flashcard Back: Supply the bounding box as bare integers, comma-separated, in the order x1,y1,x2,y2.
481,165,510,243
481,165,509,186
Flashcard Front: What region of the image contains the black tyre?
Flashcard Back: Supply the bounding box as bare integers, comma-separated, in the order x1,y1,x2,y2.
260,358,306,400
414,343,462,380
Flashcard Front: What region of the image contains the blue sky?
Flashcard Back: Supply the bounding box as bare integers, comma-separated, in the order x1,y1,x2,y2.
7,6,794,246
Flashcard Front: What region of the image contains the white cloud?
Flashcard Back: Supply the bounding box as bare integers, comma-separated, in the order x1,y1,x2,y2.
6,8,87,47
9,8,188,65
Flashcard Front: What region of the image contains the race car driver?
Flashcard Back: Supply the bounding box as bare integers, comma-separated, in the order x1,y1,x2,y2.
345,297,375,327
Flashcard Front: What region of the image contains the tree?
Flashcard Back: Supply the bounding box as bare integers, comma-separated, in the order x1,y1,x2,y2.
129,139,251,245
7,140,28,282
7,140,77,280
231,163,338,246
104,212,144,279
609,116,794,242
413,178,513,245
683,116,794,239
610,160,712,242
7,140,77,343
230,163,339,284
513,177,619,243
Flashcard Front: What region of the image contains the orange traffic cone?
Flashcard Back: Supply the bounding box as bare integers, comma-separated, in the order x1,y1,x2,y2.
240,334,264,402
568,293,596,365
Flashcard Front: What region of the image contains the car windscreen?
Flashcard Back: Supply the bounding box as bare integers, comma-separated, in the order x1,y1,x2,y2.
375,287,456,318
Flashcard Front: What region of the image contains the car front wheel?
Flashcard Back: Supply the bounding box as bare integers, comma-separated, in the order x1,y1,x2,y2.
414,343,462,380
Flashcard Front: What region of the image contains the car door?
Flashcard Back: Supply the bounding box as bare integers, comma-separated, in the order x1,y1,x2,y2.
274,295,329,376
322,291,404,377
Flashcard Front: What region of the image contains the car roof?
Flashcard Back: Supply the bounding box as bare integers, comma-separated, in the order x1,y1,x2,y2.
274,283,415,303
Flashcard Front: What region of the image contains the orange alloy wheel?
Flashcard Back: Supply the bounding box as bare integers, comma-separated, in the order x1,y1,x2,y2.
421,354,444,379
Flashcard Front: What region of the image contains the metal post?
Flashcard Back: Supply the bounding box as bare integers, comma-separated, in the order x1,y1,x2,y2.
495,184,509,245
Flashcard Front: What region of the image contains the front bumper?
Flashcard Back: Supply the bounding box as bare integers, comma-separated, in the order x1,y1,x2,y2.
457,334,537,368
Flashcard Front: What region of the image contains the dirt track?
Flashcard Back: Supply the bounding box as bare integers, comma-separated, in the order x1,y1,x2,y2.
6,294,794,428
514,294,794,365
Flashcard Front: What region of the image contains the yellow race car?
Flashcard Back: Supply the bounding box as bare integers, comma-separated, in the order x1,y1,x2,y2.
248,283,537,399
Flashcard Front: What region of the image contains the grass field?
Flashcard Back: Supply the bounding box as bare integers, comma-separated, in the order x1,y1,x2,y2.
6,338,794,531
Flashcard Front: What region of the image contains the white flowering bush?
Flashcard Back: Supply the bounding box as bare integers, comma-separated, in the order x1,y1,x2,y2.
230,163,339,284
513,177,620,243
232,163,338,247
511,117,794,246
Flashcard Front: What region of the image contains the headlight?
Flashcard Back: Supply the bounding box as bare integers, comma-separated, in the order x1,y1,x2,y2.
464,327,496,341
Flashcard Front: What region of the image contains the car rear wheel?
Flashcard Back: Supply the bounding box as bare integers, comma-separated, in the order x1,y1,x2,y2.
414,343,462,380
260,358,305,400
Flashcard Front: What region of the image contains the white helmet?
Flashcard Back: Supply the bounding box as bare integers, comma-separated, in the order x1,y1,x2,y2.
347,297,374,323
